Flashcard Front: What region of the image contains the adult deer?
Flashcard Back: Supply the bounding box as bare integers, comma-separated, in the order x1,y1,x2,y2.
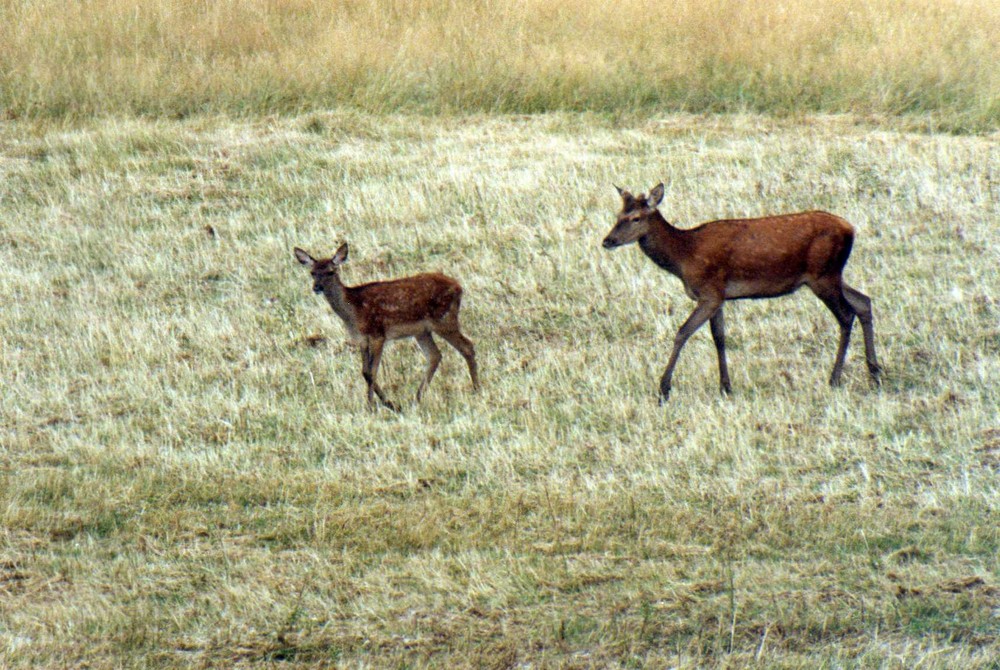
294,244,479,411
602,183,881,402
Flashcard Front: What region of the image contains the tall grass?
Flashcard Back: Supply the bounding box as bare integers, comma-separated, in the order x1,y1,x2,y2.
2,0,999,128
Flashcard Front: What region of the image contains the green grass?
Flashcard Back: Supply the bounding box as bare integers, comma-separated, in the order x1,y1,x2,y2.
0,112,997,667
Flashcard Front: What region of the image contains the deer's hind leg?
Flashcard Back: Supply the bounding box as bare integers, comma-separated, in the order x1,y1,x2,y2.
810,279,856,387
843,284,882,385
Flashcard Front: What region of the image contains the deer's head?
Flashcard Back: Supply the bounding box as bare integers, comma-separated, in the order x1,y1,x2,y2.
294,243,349,294
602,183,665,249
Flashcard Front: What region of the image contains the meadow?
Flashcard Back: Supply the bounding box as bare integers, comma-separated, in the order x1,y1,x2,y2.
1,0,999,667
1,0,999,130
1,111,997,667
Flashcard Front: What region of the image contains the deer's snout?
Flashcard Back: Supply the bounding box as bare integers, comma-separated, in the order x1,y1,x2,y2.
602,236,619,249
312,283,323,294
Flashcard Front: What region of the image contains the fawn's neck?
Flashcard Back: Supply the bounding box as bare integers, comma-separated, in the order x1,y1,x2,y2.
321,278,362,341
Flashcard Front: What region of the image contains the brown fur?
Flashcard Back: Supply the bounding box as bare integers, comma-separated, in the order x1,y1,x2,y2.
294,244,478,411
603,183,881,401
348,275,461,334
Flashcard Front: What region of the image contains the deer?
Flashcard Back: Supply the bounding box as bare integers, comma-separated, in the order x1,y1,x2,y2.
602,183,882,402
294,243,479,411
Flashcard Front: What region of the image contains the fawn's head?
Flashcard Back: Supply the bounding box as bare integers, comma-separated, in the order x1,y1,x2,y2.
602,183,665,249
294,243,349,294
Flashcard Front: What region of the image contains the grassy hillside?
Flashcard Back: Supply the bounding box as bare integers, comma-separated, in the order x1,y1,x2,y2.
0,112,997,667
1,0,999,129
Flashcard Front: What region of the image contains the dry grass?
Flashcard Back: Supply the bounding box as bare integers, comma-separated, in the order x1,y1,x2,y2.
1,0,999,129
0,111,997,667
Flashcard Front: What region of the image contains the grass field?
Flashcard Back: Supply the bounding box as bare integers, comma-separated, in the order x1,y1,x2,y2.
0,111,997,667
2,0,999,130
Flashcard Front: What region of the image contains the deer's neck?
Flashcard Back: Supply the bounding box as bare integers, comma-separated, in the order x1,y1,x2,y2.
639,213,689,278
322,279,362,340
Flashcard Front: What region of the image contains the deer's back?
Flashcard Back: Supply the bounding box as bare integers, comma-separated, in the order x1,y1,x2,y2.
673,211,854,299
688,211,854,278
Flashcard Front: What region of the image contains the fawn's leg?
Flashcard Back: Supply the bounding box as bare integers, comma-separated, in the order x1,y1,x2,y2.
415,332,442,401
435,328,479,392
363,337,398,411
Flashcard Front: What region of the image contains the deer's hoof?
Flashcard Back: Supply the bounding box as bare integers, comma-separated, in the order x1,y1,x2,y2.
869,363,883,386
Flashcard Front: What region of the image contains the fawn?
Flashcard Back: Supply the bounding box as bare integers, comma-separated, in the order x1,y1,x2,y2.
294,243,479,410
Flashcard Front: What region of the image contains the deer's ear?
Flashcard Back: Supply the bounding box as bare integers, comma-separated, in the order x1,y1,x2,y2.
647,183,664,208
332,243,349,265
615,184,633,200
294,247,315,268
616,185,637,210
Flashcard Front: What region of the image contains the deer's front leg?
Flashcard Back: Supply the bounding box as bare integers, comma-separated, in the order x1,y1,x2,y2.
660,298,722,403
709,307,732,395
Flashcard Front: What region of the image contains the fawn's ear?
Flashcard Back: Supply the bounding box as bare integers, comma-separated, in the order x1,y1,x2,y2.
647,183,665,208
293,247,315,268
332,243,349,265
